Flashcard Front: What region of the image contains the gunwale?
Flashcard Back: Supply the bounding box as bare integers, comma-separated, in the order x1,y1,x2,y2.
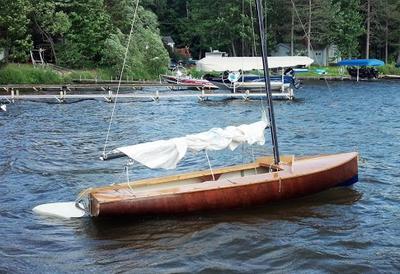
87,152,358,217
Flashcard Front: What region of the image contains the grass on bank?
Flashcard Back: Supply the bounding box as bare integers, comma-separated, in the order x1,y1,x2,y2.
0,63,120,85
0,63,63,84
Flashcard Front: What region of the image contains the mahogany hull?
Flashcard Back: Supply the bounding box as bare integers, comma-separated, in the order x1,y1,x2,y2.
88,152,358,217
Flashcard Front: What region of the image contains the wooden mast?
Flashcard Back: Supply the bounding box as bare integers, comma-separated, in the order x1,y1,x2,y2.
255,0,280,164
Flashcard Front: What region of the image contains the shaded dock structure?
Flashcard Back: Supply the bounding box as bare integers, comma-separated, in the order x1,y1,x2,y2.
0,82,295,104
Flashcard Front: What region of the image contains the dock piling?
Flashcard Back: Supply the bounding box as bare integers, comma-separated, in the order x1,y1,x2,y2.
104,88,114,103
198,89,209,101
289,88,294,100
11,88,15,103
242,90,250,101
152,90,160,102
56,91,64,103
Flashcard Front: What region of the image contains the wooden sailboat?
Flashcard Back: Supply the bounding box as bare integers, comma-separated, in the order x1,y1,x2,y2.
33,0,358,219
83,153,357,217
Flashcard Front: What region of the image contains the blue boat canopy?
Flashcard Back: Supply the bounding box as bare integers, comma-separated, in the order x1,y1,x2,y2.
337,59,384,67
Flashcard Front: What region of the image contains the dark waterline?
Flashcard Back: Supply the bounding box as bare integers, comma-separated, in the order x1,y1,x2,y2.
0,80,399,273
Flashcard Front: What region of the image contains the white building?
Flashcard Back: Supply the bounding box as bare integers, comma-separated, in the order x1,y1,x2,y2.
310,45,341,66
271,43,340,66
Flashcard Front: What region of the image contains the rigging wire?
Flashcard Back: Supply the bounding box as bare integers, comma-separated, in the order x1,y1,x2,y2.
102,0,141,157
205,150,215,181
125,161,136,193
290,0,332,92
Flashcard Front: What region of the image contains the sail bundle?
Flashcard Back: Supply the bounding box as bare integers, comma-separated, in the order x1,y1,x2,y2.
116,119,269,170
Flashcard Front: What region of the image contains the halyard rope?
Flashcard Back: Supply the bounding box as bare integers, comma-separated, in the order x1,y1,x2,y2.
102,0,140,157
125,161,136,194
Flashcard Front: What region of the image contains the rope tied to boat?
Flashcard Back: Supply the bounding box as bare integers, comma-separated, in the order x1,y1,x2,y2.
251,146,258,175
102,0,140,157
125,159,136,194
204,150,215,181
75,187,93,212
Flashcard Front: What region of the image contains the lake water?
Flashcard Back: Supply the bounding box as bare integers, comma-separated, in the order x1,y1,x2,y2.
0,80,399,273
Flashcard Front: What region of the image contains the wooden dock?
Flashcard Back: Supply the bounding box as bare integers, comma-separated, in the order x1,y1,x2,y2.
0,82,209,92
0,82,294,104
0,89,294,103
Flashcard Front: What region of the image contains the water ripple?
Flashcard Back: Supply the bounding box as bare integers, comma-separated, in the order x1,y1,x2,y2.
0,81,399,272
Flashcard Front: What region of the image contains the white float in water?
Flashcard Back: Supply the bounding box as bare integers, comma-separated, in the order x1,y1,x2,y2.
33,202,86,219
1,104,6,112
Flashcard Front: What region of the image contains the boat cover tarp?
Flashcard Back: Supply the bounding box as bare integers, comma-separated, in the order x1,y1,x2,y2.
336,59,384,67
117,118,269,169
196,56,314,72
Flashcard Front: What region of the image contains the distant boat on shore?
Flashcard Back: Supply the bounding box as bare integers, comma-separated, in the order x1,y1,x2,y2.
198,53,312,94
337,59,384,81
160,74,218,90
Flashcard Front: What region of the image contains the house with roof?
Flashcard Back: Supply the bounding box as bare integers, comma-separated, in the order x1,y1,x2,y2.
271,43,340,66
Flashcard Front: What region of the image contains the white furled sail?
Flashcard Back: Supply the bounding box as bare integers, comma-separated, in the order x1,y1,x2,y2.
116,118,269,170
196,56,314,72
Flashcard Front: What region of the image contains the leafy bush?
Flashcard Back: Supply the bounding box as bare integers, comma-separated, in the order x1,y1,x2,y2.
378,64,400,75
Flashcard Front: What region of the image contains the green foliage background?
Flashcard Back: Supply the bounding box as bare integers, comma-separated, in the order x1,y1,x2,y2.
1,0,400,83
0,0,169,80
145,0,400,62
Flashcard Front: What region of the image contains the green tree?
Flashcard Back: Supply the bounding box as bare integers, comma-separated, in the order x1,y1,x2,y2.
143,0,190,48
32,0,71,64
331,0,363,58
0,0,33,62
373,0,400,62
102,2,169,79
57,0,112,67
186,0,259,58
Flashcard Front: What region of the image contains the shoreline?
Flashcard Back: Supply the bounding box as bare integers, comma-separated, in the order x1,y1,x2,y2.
2,75,400,88
1,63,400,86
